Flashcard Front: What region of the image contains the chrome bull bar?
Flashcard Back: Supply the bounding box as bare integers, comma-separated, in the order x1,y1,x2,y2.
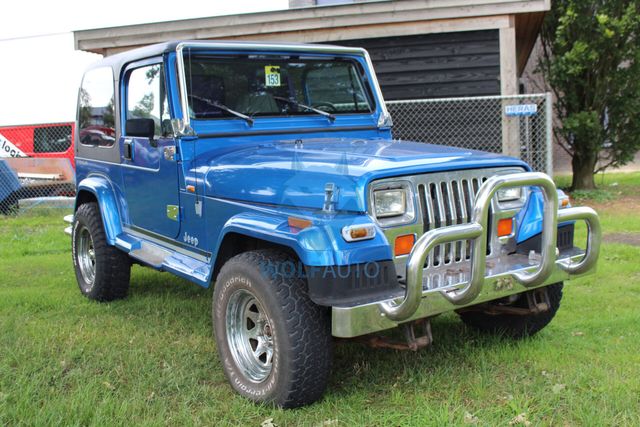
378,172,601,322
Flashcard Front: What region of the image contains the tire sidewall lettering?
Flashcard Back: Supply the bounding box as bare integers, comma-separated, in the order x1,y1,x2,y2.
217,272,279,399
72,220,80,268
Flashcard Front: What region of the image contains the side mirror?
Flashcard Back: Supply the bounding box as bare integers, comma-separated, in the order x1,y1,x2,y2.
125,118,155,140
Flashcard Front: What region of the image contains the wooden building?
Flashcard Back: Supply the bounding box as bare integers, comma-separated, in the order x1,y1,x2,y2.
75,1,548,98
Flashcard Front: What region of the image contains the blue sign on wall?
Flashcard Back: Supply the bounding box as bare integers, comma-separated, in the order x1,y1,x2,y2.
505,104,538,117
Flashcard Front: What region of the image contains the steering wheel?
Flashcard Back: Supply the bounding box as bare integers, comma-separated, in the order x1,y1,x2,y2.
312,102,338,113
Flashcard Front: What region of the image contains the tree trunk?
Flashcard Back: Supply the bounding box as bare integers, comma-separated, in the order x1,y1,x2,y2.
571,151,597,190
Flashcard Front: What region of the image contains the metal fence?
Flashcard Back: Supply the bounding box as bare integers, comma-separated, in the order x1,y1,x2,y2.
386,93,552,175
0,123,75,214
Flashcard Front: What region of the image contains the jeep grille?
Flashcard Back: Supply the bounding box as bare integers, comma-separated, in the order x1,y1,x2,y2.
415,170,492,269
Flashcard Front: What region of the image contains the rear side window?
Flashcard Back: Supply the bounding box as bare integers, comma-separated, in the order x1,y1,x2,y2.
34,125,72,153
78,67,116,147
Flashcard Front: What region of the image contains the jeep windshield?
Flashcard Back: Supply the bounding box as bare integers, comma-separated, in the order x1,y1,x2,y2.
184,55,374,121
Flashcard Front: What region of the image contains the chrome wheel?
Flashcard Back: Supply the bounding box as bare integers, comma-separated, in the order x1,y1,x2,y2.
226,289,274,383
77,225,96,287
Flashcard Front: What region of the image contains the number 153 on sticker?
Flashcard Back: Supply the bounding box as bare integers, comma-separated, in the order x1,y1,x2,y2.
265,65,281,87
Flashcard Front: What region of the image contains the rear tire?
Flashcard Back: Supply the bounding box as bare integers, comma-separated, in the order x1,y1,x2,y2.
72,202,131,301
458,283,563,338
212,250,332,408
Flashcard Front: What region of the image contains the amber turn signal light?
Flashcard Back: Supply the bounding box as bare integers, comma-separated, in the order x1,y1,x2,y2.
394,234,416,256
349,228,369,239
341,224,376,242
497,217,514,237
288,217,312,230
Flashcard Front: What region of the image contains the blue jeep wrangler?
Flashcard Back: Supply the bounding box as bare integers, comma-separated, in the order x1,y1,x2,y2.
68,41,601,408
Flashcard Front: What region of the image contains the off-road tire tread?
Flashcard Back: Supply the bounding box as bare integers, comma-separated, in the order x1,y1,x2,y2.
73,202,130,301
459,283,563,339
214,249,332,408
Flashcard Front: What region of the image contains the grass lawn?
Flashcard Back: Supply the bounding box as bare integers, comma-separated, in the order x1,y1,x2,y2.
1,173,640,426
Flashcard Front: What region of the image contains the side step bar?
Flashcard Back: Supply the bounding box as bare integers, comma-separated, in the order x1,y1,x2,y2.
62,212,211,287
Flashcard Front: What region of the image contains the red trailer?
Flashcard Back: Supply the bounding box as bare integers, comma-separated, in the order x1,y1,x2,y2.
0,122,75,166
0,123,76,211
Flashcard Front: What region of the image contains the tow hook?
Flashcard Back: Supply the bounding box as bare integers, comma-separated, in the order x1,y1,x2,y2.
457,287,551,316
352,318,433,351
525,287,551,314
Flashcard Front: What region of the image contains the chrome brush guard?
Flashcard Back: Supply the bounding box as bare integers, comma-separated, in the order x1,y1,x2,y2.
332,172,601,337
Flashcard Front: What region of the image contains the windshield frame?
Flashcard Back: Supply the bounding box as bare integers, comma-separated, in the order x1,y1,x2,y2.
173,41,391,136
183,55,374,122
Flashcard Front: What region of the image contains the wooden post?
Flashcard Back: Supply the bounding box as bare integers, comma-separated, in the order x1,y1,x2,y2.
499,16,520,158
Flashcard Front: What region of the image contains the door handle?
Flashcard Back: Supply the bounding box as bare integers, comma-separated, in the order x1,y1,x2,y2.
123,138,134,160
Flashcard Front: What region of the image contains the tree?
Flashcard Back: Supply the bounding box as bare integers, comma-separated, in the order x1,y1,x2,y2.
132,93,155,119
78,88,92,129
539,0,640,189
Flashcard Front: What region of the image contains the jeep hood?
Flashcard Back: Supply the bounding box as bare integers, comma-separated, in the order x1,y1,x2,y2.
202,138,528,213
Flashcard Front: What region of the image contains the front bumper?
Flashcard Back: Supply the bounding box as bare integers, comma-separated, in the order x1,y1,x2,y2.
332,172,601,338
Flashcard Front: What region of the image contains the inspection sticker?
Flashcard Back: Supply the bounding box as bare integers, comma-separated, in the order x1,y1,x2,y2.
265,65,281,87
505,104,538,117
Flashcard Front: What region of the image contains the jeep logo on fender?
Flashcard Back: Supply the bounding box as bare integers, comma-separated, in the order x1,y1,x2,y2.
183,232,199,246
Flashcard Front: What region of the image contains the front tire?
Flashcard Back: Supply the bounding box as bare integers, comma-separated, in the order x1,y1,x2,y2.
72,202,131,301
458,283,563,338
212,250,332,408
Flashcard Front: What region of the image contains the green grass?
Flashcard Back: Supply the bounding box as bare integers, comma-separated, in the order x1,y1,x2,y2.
1,177,640,426
556,170,640,203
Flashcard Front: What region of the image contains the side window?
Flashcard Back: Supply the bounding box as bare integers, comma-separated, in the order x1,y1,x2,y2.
34,125,72,153
78,67,116,147
126,64,168,138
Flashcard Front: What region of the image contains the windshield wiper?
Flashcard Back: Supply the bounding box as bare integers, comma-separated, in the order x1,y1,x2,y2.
189,94,254,126
272,96,336,123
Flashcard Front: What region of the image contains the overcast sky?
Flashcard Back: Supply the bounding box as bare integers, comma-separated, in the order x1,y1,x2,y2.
0,0,289,126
